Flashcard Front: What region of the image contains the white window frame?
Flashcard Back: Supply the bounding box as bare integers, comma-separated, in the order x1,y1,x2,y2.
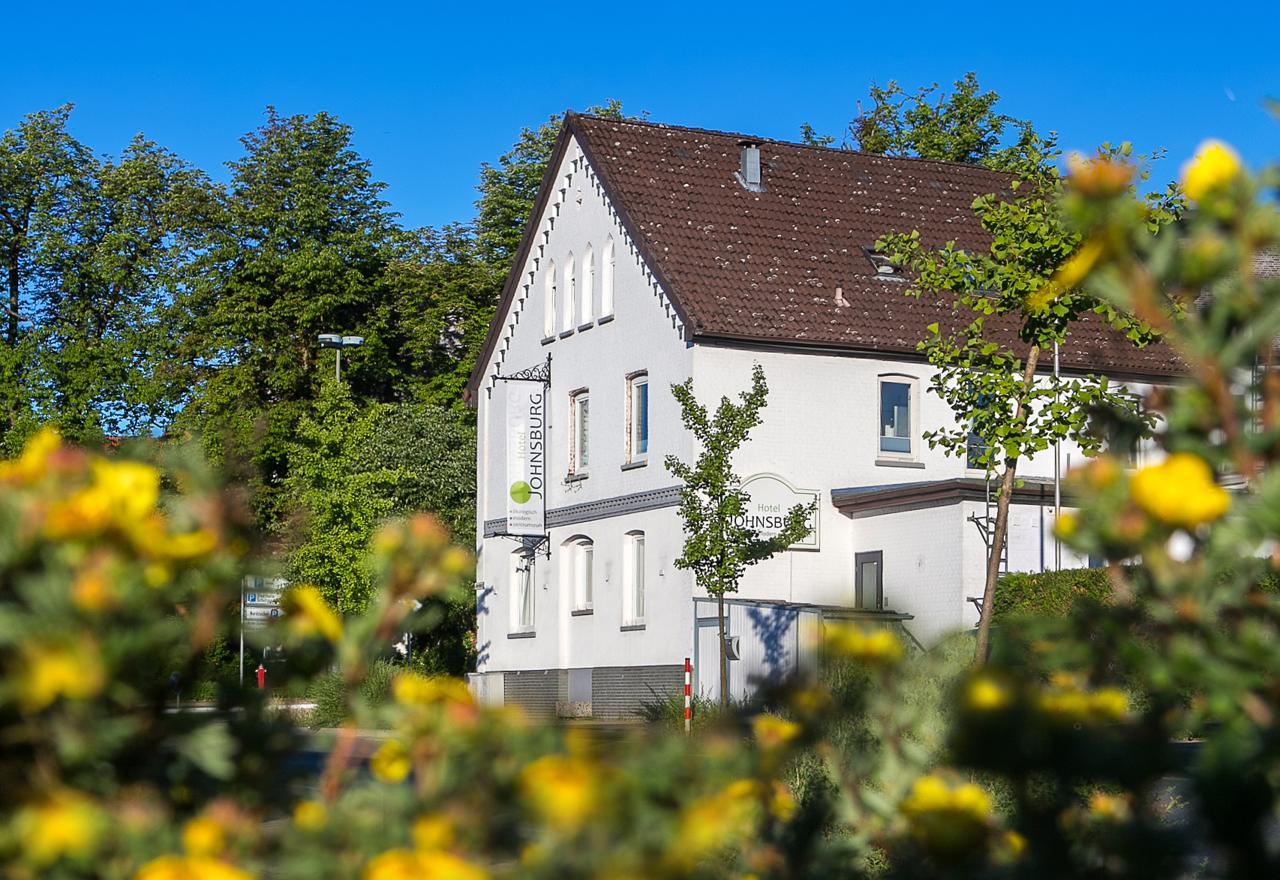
877,374,919,461
563,535,594,612
623,531,645,625
601,237,615,317
511,550,535,632
581,246,595,324
569,389,590,475
543,261,557,338
562,253,576,332
626,371,649,464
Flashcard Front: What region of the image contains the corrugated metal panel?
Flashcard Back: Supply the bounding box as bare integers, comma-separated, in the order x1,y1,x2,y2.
729,603,799,702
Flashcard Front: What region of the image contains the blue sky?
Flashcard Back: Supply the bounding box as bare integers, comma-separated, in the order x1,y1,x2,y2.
6,1,1276,230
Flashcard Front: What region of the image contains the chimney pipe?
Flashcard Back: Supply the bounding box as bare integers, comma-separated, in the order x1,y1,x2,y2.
736,140,763,192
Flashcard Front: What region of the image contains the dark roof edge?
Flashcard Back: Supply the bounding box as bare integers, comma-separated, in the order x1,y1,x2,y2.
831,476,1066,516
692,332,1186,384
465,117,577,406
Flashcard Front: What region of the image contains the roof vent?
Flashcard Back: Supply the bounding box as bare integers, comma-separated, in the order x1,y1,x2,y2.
736,140,764,192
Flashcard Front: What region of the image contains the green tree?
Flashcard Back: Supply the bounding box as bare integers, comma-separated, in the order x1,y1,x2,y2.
664,364,812,706
879,119,1176,664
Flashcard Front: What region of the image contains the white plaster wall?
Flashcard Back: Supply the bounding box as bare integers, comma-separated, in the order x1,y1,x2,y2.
475,137,694,674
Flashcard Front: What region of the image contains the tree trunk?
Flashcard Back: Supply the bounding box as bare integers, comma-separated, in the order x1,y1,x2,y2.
973,344,1041,667
6,247,18,347
717,593,728,709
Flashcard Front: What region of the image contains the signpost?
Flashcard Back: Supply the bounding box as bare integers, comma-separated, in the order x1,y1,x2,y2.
240,577,287,686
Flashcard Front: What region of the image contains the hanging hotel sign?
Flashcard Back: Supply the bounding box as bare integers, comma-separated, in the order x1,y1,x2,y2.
737,473,820,551
506,379,548,536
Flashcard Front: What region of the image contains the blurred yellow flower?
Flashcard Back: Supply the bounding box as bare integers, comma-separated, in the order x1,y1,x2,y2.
182,817,225,857
134,854,254,880
752,714,801,751
292,800,327,832
1088,687,1130,722
363,849,487,880
15,789,103,866
519,754,599,832
964,674,1014,712
72,567,114,612
674,780,761,863
285,586,342,642
411,814,455,851
0,426,61,485
393,673,474,708
1053,512,1078,540
16,638,106,711
825,624,904,665
1088,791,1131,821
1131,453,1229,529
93,459,160,521
1067,153,1134,196
900,775,993,858
370,740,412,784
1182,140,1241,201
158,529,219,561
768,781,797,822
1029,238,1105,311
1036,679,1129,723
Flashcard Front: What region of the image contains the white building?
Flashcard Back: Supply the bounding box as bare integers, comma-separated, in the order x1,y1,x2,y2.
465,115,1180,717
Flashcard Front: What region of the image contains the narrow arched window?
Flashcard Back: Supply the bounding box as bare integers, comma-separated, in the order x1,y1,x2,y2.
623,531,645,625
562,535,594,612
511,549,535,632
601,237,615,316
581,246,595,323
543,262,557,338
563,253,576,332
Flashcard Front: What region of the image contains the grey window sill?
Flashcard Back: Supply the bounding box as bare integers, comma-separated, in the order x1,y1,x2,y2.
571,608,594,617
558,329,575,339
620,459,648,471
577,321,595,332
541,335,556,346
597,313,615,324
565,472,589,483
620,623,646,632
508,631,536,639
875,458,925,469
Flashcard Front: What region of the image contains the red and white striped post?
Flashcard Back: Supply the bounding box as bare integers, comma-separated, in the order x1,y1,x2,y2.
683,657,692,734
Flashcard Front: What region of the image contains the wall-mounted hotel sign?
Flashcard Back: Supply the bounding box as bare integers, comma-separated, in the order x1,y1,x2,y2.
737,473,820,551
505,378,548,537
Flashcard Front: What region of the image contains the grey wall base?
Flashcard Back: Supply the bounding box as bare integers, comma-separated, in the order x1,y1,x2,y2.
502,665,684,719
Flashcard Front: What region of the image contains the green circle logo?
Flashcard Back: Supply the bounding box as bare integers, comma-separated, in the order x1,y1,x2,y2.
509,481,533,504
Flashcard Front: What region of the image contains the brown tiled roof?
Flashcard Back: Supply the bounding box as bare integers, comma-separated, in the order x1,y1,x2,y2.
466,115,1185,401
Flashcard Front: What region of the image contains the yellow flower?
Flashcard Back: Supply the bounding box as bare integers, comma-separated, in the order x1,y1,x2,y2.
964,673,1014,713
158,529,219,561
15,789,103,866
1182,140,1242,201
292,800,327,832
411,814,454,851
285,586,343,642
392,673,474,708
900,775,994,859
182,817,225,857
674,780,762,863
134,854,254,880
519,754,599,832
994,829,1027,862
72,568,115,612
93,459,161,521
1053,512,1078,540
15,638,106,711
752,714,802,751
1088,791,1131,821
370,740,412,784
1088,687,1130,722
768,781,797,822
1067,152,1134,196
1029,238,1105,311
363,849,487,880
0,426,61,485
1130,453,1230,529
825,624,904,665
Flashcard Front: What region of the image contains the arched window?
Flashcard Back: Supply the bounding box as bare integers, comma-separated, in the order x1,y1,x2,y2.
562,253,576,332
511,549,535,632
562,535,594,612
601,237,615,316
623,531,645,625
581,246,595,323
543,262,557,338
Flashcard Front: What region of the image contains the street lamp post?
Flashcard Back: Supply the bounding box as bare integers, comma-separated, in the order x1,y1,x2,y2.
318,333,364,382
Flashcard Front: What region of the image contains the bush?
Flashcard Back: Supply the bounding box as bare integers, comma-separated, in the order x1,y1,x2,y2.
993,568,1115,619
308,658,400,729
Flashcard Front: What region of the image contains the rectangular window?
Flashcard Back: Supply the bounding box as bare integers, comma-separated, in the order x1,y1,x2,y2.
513,553,534,631
624,533,645,624
573,540,594,610
855,551,883,611
879,379,913,456
570,391,590,473
627,374,649,462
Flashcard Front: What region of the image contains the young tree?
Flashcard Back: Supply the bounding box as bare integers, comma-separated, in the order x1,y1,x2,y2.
879,128,1176,665
665,364,812,705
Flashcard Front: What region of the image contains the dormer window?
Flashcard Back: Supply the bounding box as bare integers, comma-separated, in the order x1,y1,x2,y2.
862,247,903,280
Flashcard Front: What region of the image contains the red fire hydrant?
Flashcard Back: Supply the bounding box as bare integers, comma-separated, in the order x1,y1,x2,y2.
256,663,266,690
